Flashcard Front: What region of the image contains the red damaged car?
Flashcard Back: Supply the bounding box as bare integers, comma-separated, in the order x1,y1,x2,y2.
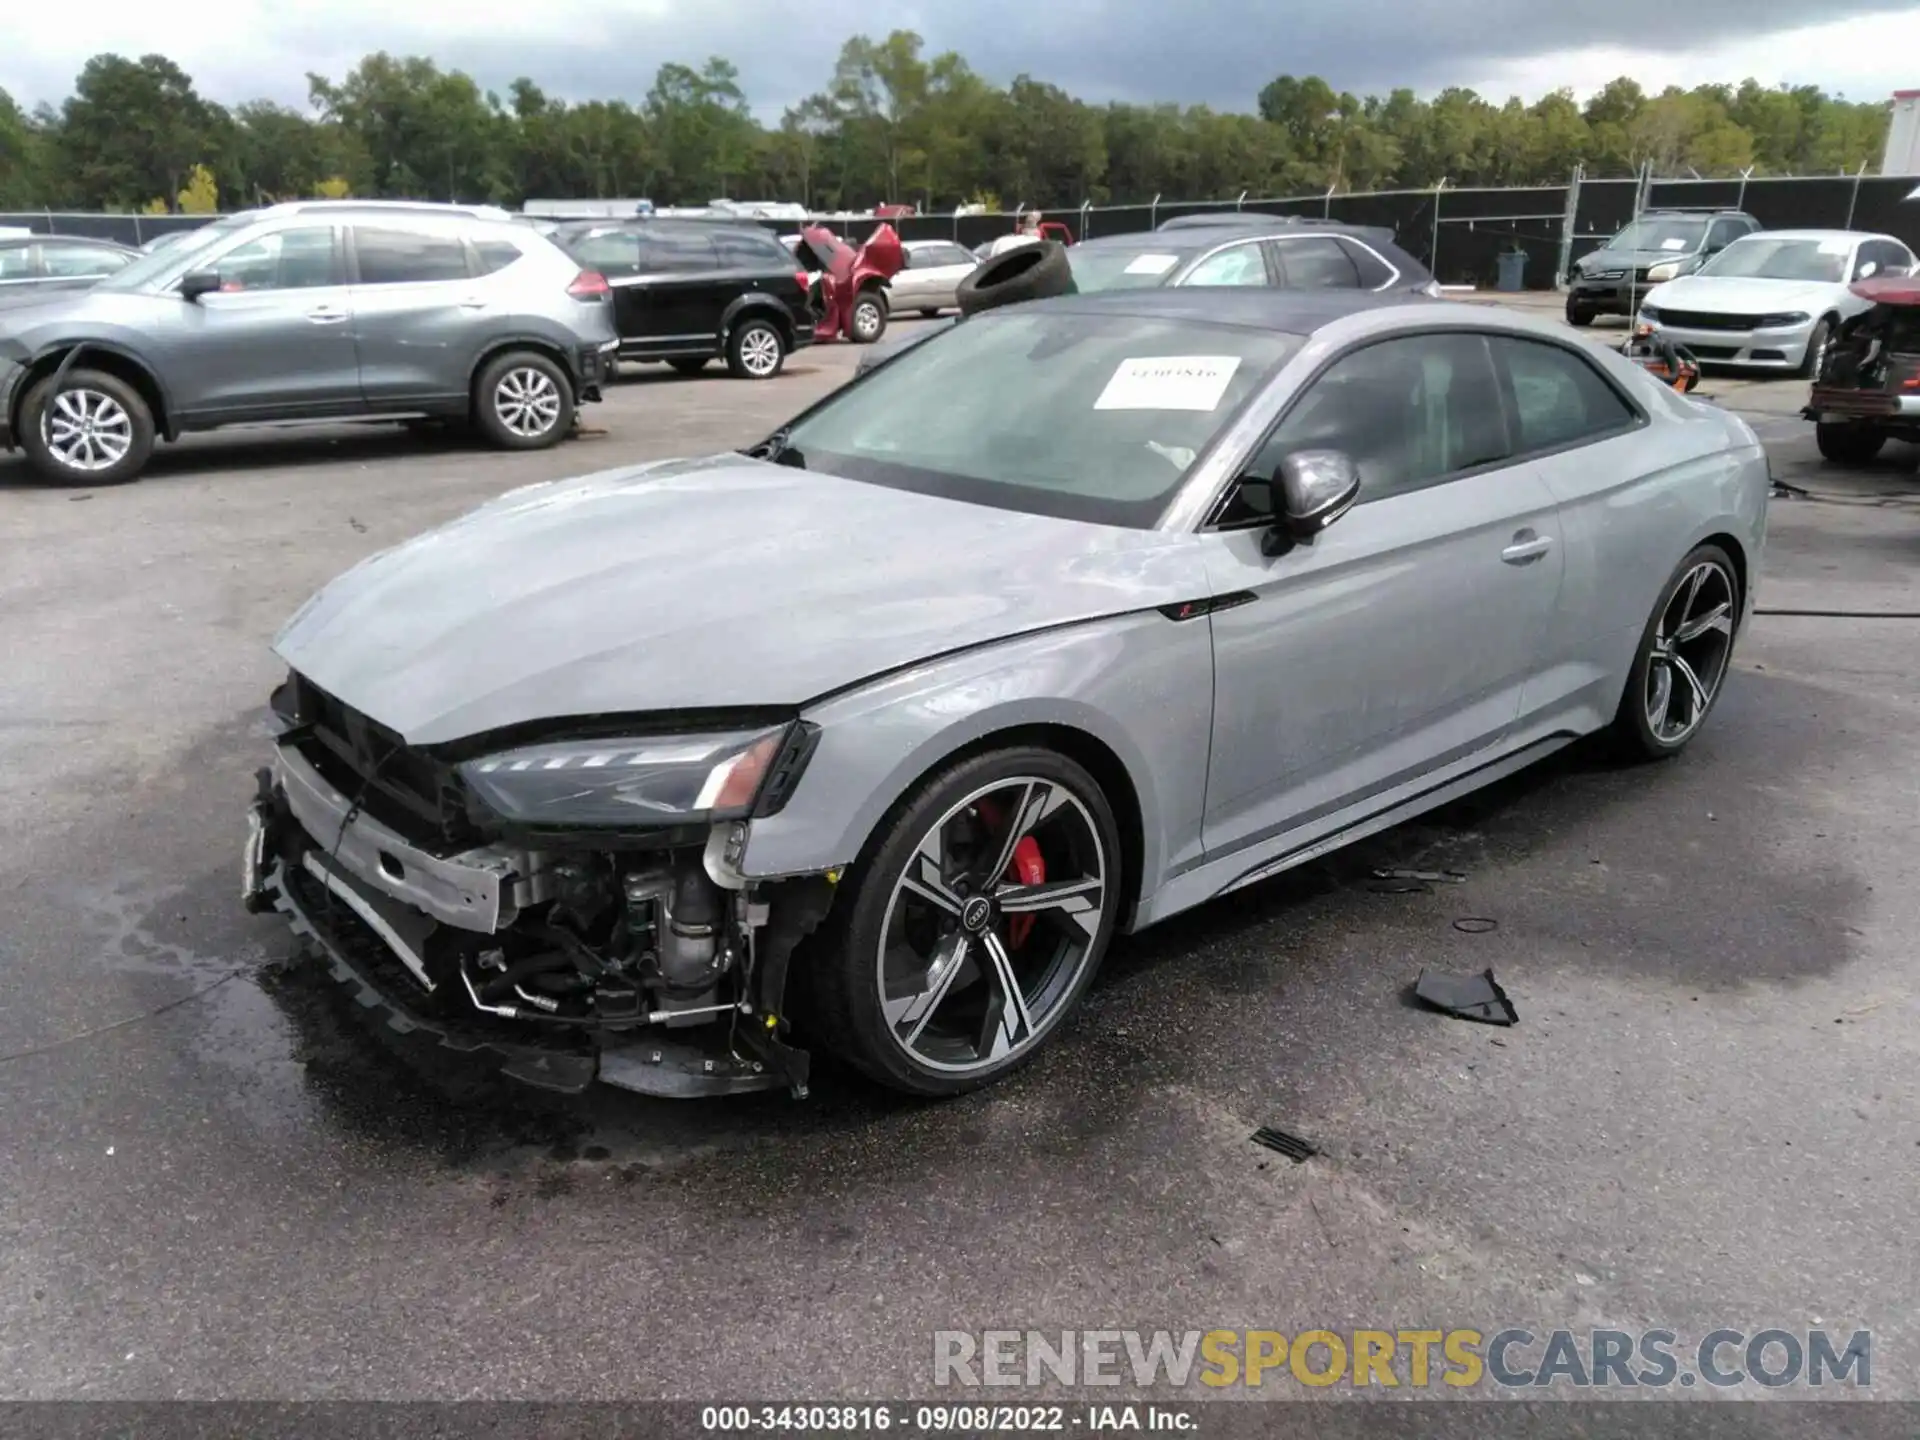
1804,274,1920,464
795,223,904,345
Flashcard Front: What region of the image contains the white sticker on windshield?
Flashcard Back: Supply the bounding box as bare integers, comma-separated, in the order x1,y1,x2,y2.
1818,238,1851,255
1124,252,1181,276
1659,237,1688,250
1095,355,1242,411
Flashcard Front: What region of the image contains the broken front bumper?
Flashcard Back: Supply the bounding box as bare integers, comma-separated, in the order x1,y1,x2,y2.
242,752,806,1099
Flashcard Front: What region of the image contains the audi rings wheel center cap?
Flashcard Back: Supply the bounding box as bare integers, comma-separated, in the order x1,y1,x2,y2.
960,896,994,933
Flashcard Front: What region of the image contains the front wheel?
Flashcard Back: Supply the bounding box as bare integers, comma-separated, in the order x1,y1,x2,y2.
850,290,888,344
804,748,1123,1096
727,318,787,379
1610,544,1740,761
472,352,574,450
1565,298,1595,328
21,368,155,485
1798,318,1834,379
1815,421,1886,466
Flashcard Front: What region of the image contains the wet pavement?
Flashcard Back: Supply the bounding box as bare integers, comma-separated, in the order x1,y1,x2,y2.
2,318,1917,1401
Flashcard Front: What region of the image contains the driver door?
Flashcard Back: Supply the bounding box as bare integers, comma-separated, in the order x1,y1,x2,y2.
169,224,360,422
1199,330,1568,860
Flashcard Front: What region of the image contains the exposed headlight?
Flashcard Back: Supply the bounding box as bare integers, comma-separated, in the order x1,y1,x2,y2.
460,722,817,829
1754,312,1811,329
1645,261,1683,283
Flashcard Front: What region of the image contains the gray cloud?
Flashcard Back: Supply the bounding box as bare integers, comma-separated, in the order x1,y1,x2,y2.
4,0,1910,119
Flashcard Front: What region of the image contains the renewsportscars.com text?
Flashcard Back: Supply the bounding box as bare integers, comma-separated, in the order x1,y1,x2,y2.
933,1328,1871,1390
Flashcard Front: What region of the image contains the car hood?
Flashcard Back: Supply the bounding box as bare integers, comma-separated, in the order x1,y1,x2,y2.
1643,275,1842,313
272,456,1207,746
1579,248,1698,272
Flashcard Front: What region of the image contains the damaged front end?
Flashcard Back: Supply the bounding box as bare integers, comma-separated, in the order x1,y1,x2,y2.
243,672,835,1099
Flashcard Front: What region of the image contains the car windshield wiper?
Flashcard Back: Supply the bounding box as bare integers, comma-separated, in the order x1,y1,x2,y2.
742,428,806,469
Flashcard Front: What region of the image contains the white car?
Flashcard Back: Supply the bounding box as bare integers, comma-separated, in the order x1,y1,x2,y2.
887,238,981,316
1638,229,1917,375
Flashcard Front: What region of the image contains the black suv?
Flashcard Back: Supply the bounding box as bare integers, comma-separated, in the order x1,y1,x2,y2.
551,219,815,379
1565,209,1761,326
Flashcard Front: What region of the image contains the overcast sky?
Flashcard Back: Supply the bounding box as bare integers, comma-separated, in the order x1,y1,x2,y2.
4,0,1916,120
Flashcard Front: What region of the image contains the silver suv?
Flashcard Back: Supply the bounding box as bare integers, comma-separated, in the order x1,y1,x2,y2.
0,201,620,484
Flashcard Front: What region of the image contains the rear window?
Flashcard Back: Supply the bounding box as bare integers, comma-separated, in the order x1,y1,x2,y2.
474,239,525,275
1339,238,1396,288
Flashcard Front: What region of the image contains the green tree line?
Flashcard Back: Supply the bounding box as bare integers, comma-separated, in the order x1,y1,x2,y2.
0,38,1894,215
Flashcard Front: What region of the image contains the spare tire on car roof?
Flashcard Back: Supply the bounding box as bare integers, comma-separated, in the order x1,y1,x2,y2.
956,240,1075,317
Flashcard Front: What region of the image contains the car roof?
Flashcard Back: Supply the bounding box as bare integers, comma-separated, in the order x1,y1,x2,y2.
1730,228,1881,242
554,216,777,235
903,237,969,248
0,234,132,250
1014,285,1438,336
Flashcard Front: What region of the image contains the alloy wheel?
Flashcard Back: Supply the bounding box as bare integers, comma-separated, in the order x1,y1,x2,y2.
739,327,782,377
1645,560,1736,745
876,776,1107,1075
42,389,133,472
852,300,883,342
493,368,562,438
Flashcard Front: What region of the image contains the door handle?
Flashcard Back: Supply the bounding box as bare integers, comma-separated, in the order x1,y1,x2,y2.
1501,531,1555,565
305,305,348,324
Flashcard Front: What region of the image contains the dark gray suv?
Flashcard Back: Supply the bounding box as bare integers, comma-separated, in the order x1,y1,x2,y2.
0,201,620,484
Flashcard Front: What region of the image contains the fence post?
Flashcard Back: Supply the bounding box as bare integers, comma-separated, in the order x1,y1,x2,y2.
1236,190,1248,211
1079,198,1091,240
1844,160,1868,229
1429,178,1448,278
1556,163,1581,290
1149,193,1160,229
1324,184,1335,218
1735,165,1752,213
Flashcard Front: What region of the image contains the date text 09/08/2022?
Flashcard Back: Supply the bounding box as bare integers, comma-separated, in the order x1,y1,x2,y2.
701,1404,1194,1432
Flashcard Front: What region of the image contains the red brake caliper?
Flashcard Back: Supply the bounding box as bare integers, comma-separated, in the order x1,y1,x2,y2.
973,800,1046,949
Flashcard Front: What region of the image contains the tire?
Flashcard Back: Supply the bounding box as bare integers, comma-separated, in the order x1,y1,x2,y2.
20,367,155,485
726,317,787,379
472,351,574,451
668,357,710,376
1798,317,1835,379
1609,543,1740,762
957,241,1073,317
803,746,1124,1097
1815,421,1886,465
1564,297,1595,328
849,289,888,344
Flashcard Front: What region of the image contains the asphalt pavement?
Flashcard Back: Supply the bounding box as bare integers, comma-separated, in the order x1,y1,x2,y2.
1,309,1916,1403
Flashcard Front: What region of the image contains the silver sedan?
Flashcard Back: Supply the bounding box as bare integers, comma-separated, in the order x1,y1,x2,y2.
250,289,1769,1103
885,238,982,316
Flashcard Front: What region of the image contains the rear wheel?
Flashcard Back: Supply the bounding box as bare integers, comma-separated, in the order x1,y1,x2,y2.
726,318,787,379
1610,544,1740,761
472,351,574,450
804,748,1122,1096
850,289,888,344
21,368,155,486
1815,421,1886,465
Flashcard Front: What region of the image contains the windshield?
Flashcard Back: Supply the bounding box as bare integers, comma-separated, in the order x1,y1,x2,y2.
1065,245,1194,293
1698,236,1849,283
97,218,253,291
782,308,1302,527
1607,217,1708,254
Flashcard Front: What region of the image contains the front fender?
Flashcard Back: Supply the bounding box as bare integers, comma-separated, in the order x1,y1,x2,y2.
738,611,1217,920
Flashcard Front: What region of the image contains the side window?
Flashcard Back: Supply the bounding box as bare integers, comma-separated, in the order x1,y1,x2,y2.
473,239,525,275
1184,243,1270,288
352,227,471,285
1492,337,1637,455
640,227,720,273
1338,238,1396,289
567,229,641,278
40,244,131,278
210,227,340,291
1274,236,1360,290
0,247,33,280
1241,333,1510,510
935,243,976,268
1706,219,1743,254
713,229,789,269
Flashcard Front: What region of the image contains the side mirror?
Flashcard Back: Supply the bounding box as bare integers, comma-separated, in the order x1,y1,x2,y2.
1278,449,1361,534
180,269,223,301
